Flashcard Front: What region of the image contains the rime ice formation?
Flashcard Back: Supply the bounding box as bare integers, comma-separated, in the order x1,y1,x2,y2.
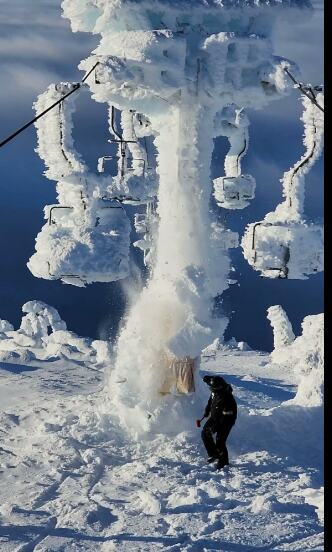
213,105,256,209
33,83,87,181
0,301,67,356
59,0,313,431
26,0,317,431
0,320,14,334
0,301,114,366
267,305,295,350
268,308,324,407
28,85,132,287
242,91,324,279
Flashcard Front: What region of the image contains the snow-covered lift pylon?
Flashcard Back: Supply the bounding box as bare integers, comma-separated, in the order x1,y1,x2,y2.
26,0,318,420
242,87,324,280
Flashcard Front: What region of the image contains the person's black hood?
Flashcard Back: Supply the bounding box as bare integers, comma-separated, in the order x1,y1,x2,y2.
203,375,232,392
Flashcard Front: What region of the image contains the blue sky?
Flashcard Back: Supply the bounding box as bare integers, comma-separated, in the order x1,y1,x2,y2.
0,0,324,350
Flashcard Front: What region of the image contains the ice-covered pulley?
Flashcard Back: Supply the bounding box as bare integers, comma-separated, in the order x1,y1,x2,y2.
242,89,324,279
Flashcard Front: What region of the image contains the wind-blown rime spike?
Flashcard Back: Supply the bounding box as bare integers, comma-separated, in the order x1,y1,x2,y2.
267,305,295,350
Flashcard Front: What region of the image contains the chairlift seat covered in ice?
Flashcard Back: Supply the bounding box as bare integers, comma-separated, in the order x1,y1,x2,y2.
242,90,324,280
242,221,324,280
213,174,256,209
28,200,131,286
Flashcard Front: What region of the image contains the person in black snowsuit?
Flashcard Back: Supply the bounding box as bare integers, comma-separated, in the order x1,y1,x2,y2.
201,375,237,470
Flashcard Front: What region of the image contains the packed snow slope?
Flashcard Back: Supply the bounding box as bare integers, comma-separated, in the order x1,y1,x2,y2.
0,345,323,550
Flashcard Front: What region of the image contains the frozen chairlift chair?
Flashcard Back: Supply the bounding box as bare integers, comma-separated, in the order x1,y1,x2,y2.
213,105,256,210
29,195,131,286
242,87,324,279
29,82,132,286
100,107,157,205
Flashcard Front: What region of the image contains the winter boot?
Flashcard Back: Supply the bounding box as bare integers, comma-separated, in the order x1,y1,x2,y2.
216,458,229,470
207,456,218,464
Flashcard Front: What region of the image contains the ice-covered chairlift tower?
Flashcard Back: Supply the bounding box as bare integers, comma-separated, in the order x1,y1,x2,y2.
242,85,324,279
29,0,314,423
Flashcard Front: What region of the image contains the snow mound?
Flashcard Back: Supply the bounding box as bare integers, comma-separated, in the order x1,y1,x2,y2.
0,301,112,368
270,311,324,407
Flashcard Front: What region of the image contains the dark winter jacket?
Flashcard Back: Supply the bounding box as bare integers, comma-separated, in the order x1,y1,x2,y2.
204,384,237,425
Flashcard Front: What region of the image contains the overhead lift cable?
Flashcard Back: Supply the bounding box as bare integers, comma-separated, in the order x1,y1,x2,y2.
283,67,324,113
0,62,100,149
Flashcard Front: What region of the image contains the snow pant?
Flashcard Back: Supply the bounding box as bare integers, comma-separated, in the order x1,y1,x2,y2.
201,417,236,465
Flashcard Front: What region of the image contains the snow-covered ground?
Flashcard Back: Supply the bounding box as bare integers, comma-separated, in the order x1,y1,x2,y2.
0,346,323,551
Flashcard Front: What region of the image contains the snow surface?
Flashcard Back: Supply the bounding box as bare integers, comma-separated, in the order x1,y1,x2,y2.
0,318,323,550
